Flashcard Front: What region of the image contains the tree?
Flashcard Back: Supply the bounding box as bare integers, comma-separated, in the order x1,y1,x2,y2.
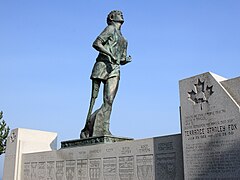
0,111,10,155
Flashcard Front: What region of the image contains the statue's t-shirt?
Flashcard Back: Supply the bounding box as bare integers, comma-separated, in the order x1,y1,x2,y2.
91,25,128,80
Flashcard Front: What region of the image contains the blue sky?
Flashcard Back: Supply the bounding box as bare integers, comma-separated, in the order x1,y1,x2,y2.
1,0,240,176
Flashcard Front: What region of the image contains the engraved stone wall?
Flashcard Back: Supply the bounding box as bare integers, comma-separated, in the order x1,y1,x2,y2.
21,135,183,180
119,156,134,180
56,161,64,180
38,162,46,180
77,159,88,180
66,160,76,180
154,135,184,180
31,162,37,180
103,157,117,180
136,155,153,180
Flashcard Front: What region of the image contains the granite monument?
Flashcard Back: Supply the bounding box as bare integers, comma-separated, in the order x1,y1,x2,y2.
3,9,240,180
180,72,240,179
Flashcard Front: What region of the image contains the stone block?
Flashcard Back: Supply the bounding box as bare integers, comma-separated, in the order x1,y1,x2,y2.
179,72,240,179
3,128,57,180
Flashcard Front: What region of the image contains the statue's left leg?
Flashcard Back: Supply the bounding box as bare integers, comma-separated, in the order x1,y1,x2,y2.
102,76,120,135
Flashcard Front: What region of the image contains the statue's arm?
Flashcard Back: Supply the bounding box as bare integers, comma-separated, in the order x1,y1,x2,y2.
120,41,132,65
92,38,115,61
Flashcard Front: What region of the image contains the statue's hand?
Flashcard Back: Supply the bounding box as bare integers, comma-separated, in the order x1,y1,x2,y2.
126,55,132,62
120,55,132,65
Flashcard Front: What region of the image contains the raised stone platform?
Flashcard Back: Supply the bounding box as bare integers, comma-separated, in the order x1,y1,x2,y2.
61,135,134,148
21,132,183,180
3,128,184,179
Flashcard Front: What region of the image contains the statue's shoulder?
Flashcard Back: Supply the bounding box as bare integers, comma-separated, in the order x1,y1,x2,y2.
102,25,115,33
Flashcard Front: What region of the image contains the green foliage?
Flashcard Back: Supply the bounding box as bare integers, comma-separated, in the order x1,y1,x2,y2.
0,111,10,155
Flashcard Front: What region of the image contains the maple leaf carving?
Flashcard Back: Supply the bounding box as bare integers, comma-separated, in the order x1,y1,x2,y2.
188,78,214,104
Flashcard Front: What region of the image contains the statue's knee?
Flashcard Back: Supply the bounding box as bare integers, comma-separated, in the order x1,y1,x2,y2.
104,100,114,111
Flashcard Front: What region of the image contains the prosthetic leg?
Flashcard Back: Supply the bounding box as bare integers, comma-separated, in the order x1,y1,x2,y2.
80,79,100,138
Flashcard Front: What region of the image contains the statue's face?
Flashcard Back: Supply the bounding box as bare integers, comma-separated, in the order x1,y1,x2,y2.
107,10,124,25
109,11,124,24
114,11,124,23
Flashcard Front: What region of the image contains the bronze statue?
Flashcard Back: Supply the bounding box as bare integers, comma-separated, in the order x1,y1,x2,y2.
80,10,131,138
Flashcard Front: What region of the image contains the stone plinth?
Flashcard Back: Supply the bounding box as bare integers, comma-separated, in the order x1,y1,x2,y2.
61,135,133,148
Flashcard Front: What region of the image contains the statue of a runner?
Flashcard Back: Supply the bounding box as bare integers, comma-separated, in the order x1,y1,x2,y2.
80,10,132,138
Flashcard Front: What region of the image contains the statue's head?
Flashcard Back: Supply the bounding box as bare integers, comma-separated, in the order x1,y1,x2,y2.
107,10,124,25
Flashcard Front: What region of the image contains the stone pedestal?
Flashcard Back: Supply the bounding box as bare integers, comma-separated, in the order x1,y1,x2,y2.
61,135,133,148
